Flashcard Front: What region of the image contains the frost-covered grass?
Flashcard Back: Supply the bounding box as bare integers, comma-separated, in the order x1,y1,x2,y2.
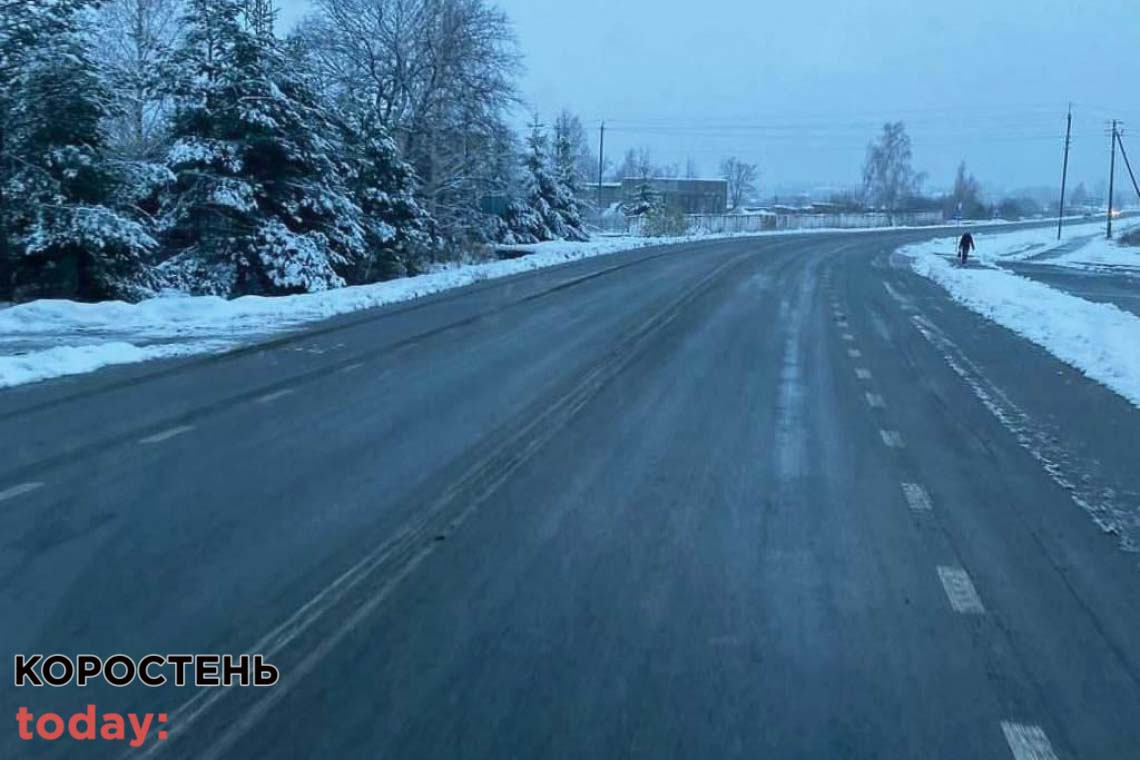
904,234,1140,409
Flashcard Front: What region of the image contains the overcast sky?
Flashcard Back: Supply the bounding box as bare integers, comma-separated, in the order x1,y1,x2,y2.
278,0,1139,196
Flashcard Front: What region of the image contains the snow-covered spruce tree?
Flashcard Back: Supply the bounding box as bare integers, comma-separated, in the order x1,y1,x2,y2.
341,110,437,282
1,0,157,301
498,117,587,244
160,0,368,296
495,199,545,245
623,176,658,218
552,119,588,239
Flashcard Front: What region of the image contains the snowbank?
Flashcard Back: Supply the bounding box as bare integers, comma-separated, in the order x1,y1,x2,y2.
0,234,729,388
938,218,1140,264
0,218,1099,389
1048,234,1140,271
905,240,1140,409
0,343,212,389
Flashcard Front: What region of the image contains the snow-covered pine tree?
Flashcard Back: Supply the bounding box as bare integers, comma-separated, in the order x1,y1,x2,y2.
504,116,587,244
160,0,368,296
342,110,436,282
623,176,658,218
552,119,588,241
1,0,157,301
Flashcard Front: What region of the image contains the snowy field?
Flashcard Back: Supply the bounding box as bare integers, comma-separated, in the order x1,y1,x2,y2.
904,221,1140,408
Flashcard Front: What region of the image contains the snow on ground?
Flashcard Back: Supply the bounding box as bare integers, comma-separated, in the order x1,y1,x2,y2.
951,219,1113,262
942,217,1140,264
0,342,224,390
1048,233,1140,271
0,218,1105,389
0,232,763,388
905,236,1140,409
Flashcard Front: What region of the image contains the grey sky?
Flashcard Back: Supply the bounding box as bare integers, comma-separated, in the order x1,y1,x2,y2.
278,0,1139,196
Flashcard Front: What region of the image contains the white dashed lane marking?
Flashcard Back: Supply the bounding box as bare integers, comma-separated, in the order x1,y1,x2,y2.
937,566,986,614
865,393,885,408
880,430,905,448
340,363,364,373
255,389,295,405
0,482,45,503
847,348,862,358
842,333,855,342
855,368,872,380
139,425,195,445
901,482,932,511
1001,722,1059,760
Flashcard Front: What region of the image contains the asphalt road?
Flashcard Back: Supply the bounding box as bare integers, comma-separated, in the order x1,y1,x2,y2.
4,228,1140,759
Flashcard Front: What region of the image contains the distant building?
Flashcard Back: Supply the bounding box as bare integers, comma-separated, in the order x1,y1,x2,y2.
619,178,728,214
581,182,623,211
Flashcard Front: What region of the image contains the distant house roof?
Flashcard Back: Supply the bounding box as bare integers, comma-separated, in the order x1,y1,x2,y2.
618,177,728,189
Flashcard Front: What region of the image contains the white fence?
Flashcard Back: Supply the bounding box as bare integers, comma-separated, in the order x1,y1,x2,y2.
588,211,945,237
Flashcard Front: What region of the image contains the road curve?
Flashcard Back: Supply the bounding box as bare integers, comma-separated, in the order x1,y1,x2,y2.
4,228,1140,759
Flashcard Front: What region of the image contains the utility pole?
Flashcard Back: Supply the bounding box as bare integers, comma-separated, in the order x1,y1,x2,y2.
597,121,606,211
1057,104,1072,240
1115,128,1140,204
1108,120,1118,239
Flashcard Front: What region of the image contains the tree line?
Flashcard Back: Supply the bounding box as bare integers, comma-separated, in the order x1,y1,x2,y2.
861,121,1061,222
0,0,588,303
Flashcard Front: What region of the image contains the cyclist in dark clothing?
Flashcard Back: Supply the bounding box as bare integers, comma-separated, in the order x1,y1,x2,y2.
958,233,975,266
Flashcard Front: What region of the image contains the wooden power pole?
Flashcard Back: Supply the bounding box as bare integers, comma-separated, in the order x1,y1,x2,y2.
1057,105,1071,240
597,122,606,211
1108,120,1118,239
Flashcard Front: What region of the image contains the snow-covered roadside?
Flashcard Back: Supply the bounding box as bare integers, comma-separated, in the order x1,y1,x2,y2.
9,230,845,388
904,239,1140,409
936,217,1140,264
0,217,1087,389
1047,234,1140,271
0,235,670,388
0,342,229,390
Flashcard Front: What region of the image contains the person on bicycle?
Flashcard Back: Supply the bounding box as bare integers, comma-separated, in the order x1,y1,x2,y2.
958,232,975,265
